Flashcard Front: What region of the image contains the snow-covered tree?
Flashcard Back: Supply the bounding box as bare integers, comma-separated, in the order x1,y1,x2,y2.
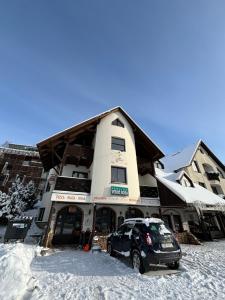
0,175,37,219
23,180,37,209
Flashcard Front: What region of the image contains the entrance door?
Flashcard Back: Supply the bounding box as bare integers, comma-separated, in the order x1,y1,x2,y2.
53,206,83,245
95,207,116,234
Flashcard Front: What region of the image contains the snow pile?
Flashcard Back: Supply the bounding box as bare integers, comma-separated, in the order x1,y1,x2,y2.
0,243,36,300
29,241,225,299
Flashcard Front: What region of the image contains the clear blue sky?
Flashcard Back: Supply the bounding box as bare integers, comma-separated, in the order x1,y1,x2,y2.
0,1,225,162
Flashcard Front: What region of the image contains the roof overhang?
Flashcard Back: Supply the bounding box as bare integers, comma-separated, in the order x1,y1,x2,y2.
37,107,164,171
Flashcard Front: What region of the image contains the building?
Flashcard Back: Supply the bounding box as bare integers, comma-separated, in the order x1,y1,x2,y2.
37,107,164,247
0,143,44,196
156,140,225,239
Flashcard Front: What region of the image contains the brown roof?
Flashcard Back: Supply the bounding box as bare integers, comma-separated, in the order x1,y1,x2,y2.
37,107,164,171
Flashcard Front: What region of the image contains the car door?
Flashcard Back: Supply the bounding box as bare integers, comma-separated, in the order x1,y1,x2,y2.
119,224,133,254
112,225,125,252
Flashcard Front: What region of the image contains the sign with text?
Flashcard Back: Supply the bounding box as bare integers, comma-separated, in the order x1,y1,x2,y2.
111,186,129,196
51,193,89,203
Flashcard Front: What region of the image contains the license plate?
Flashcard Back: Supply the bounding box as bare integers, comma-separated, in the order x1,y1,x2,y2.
161,243,173,249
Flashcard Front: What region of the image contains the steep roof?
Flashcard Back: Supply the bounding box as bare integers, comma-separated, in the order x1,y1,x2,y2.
37,107,164,171
161,140,225,173
156,168,225,207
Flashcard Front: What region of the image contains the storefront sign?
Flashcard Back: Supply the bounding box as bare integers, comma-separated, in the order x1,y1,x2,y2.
111,186,129,196
51,193,89,203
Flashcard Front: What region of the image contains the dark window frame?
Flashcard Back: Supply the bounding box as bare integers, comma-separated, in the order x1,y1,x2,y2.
111,166,127,184
193,160,201,173
112,118,124,128
37,208,45,221
198,182,206,188
211,185,219,195
111,137,126,152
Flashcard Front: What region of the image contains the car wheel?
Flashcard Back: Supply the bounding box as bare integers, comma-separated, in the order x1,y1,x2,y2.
167,261,180,270
107,243,115,257
132,250,145,274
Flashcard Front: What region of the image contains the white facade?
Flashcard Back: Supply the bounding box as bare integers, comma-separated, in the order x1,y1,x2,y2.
37,109,161,246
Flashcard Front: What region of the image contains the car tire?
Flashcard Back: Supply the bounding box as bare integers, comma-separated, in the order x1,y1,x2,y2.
107,243,115,257
132,250,145,274
167,261,180,270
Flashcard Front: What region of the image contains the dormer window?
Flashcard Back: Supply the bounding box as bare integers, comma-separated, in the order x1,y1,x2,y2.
178,174,194,187
112,118,124,128
155,161,164,170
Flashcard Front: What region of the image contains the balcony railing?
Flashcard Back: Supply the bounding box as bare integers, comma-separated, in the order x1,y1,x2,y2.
206,172,220,181
54,176,91,193
140,186,159,198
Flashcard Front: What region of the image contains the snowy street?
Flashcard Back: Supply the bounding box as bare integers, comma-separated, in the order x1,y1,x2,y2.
1,240,225,300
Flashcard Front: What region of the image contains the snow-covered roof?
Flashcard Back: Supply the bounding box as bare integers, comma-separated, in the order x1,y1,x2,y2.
161,140,201,172
156,168,225,207
0,147,39,157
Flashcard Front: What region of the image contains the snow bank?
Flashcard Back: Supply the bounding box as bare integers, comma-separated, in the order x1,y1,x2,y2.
0,243,36,300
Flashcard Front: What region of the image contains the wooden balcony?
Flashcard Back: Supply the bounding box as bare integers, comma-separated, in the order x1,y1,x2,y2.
137,157,154,175
54,176,91,193
140,186,159,198
65,145,94,167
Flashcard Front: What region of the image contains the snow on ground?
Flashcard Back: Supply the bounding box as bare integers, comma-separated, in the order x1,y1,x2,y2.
1,240,225,300
0,243,37,300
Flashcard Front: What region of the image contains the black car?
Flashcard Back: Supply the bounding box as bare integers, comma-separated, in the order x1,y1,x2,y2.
107,218,182,274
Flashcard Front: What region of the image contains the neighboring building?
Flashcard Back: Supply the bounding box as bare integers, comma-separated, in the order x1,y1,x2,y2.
37,107,164,247
0,143,44,196
156,140,225,239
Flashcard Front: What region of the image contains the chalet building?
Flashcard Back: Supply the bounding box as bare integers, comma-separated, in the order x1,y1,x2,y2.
37,107,164,247
156,140,225,240
0,143,44,196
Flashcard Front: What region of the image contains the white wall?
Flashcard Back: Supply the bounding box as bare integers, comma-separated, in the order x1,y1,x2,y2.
139,174,157,187
90,111,140,200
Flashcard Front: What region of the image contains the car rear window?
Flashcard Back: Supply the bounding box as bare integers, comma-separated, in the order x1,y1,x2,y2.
146,223,172,236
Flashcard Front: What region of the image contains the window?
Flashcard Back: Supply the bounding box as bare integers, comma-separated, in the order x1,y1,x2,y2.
111,137,125,151
198,182,206,188
112,118,124,128
37,208,45,221
72,171,88,179
199,148,204,154
45,182,51,192
211,185,219,195
192,160,201,173
111,167,127,184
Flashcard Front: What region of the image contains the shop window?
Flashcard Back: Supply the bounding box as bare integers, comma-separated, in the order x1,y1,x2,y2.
95,207,116,234
111,167,127,184
125,208,144,219
173,215,183,232
111,137,126,152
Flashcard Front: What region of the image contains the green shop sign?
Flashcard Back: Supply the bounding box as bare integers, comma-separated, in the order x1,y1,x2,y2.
111,186,129,196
